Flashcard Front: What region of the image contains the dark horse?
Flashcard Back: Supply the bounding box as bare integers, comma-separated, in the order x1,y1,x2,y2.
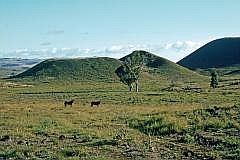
91,101,100,107
64,100,74,107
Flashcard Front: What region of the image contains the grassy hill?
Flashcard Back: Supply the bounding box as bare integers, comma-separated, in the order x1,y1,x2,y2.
11,51,204,85
121,50,204,82
178,38,240,69
13,57,122,82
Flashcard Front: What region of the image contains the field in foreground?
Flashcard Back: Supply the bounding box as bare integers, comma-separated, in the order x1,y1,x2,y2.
0,76,240,159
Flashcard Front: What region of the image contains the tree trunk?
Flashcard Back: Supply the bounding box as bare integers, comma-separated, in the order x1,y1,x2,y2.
135,79,139,92
129,84,133,91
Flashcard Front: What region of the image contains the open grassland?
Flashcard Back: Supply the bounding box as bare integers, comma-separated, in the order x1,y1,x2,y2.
0,76,240,159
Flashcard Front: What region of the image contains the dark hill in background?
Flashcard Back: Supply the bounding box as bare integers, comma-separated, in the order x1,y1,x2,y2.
12,51,204,82
177,38,240,69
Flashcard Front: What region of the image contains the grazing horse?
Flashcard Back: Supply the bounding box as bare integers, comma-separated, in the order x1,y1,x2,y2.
91,101,101,107
64,100,74,107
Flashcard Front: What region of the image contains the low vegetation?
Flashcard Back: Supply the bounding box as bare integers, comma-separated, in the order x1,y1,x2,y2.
0,51,240,159
0,71,240,159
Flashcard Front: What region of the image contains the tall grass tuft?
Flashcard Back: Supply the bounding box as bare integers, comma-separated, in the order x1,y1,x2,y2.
129,116,181,136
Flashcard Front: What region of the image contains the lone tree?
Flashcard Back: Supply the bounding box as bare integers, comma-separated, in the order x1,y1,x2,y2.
210,70,218,88
115,65,135,91
115,51,143,92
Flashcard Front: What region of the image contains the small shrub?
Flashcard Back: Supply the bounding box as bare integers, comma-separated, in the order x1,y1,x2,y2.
113,128,127,140
87,139,117,146
182,134,195,143
60,148,78,157
223,148,240,159
0,150,17,159
32,117,58,135
129,116,180,136
35,150,49,159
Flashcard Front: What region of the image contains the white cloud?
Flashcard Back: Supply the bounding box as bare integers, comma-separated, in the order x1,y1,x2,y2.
0,40,206,62
52,48,57,54
108,45,123,52
164,41,203,52
83,48,91,54
15,48,28,53
61,47,71,51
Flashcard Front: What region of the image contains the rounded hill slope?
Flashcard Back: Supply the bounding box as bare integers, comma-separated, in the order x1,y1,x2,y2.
178,38,240,69
121,50,203,81
12,51,204,82
13,57,122,82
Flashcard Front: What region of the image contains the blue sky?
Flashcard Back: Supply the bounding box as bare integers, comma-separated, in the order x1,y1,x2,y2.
1,0,240,61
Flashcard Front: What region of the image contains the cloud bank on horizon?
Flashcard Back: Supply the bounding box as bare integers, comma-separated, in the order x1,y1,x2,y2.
0,41,204,62
1,1,239,61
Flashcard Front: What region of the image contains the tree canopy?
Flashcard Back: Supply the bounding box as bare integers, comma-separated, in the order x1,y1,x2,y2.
210,70,218,88
115,51,143,92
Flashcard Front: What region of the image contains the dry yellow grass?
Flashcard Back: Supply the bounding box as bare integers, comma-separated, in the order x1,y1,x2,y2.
1,76,240,159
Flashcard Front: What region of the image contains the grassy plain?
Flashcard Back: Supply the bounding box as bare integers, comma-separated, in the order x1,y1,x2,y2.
0,75,240,159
